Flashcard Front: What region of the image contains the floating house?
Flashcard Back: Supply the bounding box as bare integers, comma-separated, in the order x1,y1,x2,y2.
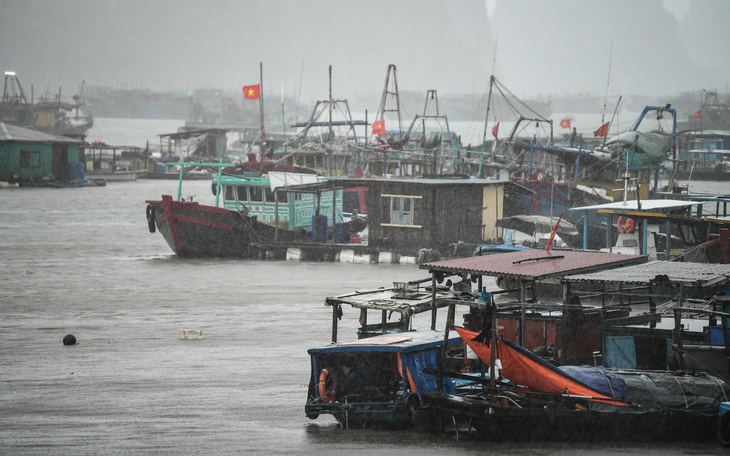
0,121,85,186
319,177,529,259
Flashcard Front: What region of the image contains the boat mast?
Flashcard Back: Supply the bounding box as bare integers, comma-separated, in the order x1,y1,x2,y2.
259,62,266,163
328,65,333,176
373,64,403,143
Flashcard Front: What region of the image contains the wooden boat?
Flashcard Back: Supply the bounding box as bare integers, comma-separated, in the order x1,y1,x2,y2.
305,330,465,429
424,326,730,441
145,158,366,258
305,280,467,429
418,254,730,441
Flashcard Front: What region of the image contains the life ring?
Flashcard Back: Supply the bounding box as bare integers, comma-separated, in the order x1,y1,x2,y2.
146,204,156,233
317,367,337,403
718,410,730,447
617,216,635,234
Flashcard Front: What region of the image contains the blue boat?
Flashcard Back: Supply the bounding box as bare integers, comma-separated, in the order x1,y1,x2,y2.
305,330,462,429
305,282,470,429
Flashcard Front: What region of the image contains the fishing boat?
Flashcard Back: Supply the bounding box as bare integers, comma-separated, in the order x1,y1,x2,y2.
561,260,730,379
502,105,680,251
305,280,468,429
424,326,730,441
145,157,366,258
674,129,730,181
416,254,730,441
1,72,93,140
570,197,730,262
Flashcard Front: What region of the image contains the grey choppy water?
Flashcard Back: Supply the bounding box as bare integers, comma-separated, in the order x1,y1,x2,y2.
0,180,727,455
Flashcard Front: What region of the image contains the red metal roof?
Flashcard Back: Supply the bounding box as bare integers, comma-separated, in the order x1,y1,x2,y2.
420,250,646,281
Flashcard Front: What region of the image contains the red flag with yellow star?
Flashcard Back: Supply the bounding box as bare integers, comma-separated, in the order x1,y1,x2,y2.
243,84,260,100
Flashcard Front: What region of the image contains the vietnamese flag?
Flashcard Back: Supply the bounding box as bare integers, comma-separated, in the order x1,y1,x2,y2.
560,118,571,129
372,119,386,135
243,84,260,100
594,122,609,137
546,212,562,251
492,121,500,138
695,109,702,119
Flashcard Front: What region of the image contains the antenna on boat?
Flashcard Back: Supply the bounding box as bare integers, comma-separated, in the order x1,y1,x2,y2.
482,36,498,149
296,61,304,124
600,39,614,134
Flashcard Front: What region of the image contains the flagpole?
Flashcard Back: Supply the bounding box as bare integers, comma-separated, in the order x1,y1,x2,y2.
259,62,266,162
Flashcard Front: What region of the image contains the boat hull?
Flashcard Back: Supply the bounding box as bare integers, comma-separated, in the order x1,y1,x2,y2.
146,195,307,257
424,392,719,441
147,196,250,257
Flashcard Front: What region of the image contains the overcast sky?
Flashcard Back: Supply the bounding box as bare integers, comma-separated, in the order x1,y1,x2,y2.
2,0,728,105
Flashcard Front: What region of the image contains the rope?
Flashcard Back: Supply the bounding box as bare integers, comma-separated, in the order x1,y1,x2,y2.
710,376,729,402
670,374,689,409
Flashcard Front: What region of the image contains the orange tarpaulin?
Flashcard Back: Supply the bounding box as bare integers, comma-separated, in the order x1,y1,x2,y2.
455,326,627,405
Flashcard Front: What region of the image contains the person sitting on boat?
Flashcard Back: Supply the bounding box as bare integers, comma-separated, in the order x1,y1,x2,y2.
339,363,367,400
348,209,368,235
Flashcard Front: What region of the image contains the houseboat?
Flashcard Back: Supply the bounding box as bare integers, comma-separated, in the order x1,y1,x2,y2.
0,121,96,187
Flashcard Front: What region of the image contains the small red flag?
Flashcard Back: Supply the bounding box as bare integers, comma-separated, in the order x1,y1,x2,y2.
242,84,260,100
546,212,563,252
594,122,609,137
372,119,386,135
492,121,500,138
559,118,571,129
695,109,702,119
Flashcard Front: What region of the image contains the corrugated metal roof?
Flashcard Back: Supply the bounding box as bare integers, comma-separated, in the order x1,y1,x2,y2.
0,122,82,143
570,199,701,212
420,250,646,281
564,260,730,288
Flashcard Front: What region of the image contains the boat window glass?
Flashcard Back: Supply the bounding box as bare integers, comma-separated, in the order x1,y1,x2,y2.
20,150,41,168
250,186,263,202
280,192,288,203
264,187,275,203
224,185,234,201
237,187,248,202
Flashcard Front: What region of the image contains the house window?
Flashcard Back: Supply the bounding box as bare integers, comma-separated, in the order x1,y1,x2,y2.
20,150,41,168
381,194,422,228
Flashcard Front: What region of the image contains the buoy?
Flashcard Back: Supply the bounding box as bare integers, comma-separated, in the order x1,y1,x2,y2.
63,334,76,345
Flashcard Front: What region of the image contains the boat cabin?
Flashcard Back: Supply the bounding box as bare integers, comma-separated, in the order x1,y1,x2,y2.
420,249,647,365
562,260,730,380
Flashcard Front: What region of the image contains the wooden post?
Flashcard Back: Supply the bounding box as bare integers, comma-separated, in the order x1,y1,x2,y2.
331,303,339,344
722,309,730,378
431,272,437,331
438,303,455,393
673,307,684,371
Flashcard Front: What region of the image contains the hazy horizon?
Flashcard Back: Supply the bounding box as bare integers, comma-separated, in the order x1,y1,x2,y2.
2,0,729,107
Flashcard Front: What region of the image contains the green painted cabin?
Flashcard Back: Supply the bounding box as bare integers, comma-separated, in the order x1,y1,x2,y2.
0,122,84,184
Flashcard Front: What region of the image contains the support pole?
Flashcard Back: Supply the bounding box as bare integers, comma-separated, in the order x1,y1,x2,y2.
431,272,437,331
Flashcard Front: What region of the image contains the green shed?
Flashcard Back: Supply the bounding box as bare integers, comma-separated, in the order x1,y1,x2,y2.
0,122,84,185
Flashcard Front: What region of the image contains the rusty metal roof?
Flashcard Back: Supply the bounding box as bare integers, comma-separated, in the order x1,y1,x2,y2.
420,250,646,281
564,260,730,288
